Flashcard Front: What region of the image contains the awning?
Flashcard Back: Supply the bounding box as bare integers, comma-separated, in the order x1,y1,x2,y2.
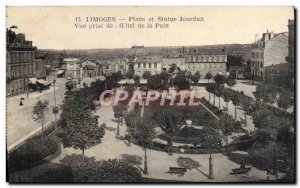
37,79,51,86
29,78,37,84
56,70,65,75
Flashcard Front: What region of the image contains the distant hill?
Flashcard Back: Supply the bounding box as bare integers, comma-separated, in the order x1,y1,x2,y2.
37,43,252,64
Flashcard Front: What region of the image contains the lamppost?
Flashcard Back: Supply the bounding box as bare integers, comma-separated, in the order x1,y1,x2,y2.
26,76,29,99
53,69,58,129
209,148,214,180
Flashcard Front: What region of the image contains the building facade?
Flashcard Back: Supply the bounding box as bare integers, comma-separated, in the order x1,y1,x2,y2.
134,55,162,77
64,58,81,79
161,56,186,72
250,31,288,80
182,48,227,76
288,19,295,88
264,63,290,87
6,28,38,96
35,59,47,79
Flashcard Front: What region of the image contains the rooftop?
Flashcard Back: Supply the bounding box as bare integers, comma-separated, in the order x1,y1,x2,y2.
135,55,162,63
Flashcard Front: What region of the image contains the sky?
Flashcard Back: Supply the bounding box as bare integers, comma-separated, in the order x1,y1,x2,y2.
6,6,294,50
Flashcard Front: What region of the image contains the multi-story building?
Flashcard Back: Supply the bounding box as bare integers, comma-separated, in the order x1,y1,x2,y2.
63,58,81,79
108,58,128,75
81,60,97,78
264,63,290,87
182,48,227,76
161,56,186,72
6,28,38,96
287,19,295,64
287,19,295,88
250,31,288,80
134,55,162,77
35,59,47,79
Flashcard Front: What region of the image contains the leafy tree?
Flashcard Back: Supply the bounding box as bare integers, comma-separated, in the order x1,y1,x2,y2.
222,90,231,113
226,75,237,88
131,118,156,174
252,109,280,130
111,71,123,82
215,85,225,109
226,55,244,71
191,71,201,88
133,75,140,86
173,73,190,90
125,70,134,84
240,96,252,127
220,114,241,147
254,84,278,106
205,72,213,83
205,84,214,103
230,91,241,120
113,103,128,136
255,127,278,146
90,79,106,100
214,74,226,85
160,70,170,85
277,92,293,114
200,126,222,152
277,124,295,154
248,143,283,173
61,90,105,154
142,71,152,80
147,74,166,90
153,107,184,155
32,100,49,143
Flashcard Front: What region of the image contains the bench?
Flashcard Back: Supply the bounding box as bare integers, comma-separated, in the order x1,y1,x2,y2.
232,167,251,175
166,167,187,175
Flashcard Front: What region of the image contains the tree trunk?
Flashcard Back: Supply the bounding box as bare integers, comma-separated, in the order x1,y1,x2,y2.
117,120,120,135
168,136,173,155
82,148,85,155
226,102,228,113
209,149,214,180
234,105,237,120
208,92,211,103
219,97,221,108
244,111,247,126
41,118,44,143
213,94,215,105
144,147,148,175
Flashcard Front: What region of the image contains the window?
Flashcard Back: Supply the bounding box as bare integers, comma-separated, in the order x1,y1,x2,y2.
149,63,152,68
154,63,157,69
143,63,146,68
138,63,141,68
193,56,197,62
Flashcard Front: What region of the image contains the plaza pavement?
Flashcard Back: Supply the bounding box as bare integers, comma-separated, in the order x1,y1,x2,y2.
226,80,294,113
6,77,97,147
51,88,280,182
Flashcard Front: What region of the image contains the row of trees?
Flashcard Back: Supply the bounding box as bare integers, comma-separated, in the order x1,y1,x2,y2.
145,70,214,90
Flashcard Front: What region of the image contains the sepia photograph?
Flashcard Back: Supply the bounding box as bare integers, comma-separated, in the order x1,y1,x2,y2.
5,6,295,183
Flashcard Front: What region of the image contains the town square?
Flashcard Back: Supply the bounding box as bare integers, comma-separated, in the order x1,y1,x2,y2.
5,6,295,183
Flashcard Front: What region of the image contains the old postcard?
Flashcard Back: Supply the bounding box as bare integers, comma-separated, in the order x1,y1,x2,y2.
6,6,295,183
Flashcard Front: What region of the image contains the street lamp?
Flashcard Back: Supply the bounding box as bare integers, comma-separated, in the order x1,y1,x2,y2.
53,69,58,129
209,148,214,180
